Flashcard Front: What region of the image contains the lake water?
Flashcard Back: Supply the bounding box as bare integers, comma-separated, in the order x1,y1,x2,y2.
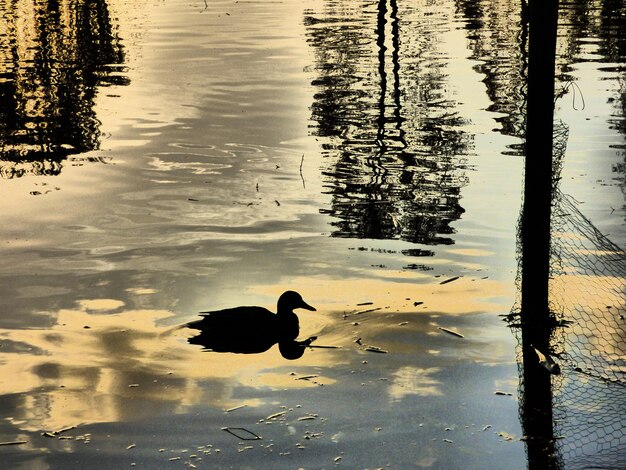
0,0,625,468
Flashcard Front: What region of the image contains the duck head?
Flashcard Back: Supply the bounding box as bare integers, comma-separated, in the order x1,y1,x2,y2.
276,291,316,314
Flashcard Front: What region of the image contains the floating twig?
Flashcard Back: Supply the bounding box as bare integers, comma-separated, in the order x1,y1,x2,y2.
226,404,248,413
266,411,287,420
438,327,464,338
353,307,383,316
439,276,461,285
222,427,262,441
295,375,318,381
299,154,306,189
0,440,27,446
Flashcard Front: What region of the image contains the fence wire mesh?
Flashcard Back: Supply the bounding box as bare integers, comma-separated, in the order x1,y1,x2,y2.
511,120,626,469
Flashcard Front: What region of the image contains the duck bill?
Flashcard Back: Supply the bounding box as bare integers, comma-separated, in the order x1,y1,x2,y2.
299,300,316,311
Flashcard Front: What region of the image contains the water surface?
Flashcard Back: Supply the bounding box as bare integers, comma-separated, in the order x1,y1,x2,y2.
0,0,625,468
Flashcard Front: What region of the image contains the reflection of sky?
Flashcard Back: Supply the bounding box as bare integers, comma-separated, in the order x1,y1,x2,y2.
0,297,343,432
0,0,623,466
388,367,443,401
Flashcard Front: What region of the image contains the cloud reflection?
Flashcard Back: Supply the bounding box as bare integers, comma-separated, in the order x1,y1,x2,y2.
0,298,335,432
388,366,443,401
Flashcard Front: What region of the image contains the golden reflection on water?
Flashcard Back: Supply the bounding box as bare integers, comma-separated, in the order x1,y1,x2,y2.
0,297,342,432
0,272,513,433
254,274,513,318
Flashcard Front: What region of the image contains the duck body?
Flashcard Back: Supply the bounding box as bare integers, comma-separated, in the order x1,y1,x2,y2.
187,291,316,356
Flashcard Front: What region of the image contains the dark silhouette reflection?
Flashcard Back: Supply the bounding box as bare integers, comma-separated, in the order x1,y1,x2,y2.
456,0,626,158
186,291,317,360
306,0,470,244
455,0,528,154
0,0,128,178
502,1,626,468
517,1,560,468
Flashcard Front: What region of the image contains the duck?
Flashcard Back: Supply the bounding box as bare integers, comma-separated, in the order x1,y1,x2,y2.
187,291,316,357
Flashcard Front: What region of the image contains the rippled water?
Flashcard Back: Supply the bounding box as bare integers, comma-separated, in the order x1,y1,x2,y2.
0,0,624,468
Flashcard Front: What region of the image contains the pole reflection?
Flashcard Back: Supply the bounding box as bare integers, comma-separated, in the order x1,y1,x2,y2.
513,0,626,468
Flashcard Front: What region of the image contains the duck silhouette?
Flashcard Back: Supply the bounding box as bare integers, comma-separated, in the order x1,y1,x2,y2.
187,291,317,359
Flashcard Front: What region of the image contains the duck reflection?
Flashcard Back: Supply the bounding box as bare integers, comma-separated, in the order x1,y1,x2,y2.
187,291,317,360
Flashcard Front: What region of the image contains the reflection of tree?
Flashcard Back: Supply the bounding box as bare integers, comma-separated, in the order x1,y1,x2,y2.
455,0,527,151
457,0,626,159
307,0,470,245
0,0,128,178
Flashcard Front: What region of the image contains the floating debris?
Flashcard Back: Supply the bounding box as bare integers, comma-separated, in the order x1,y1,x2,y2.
299,154,306,188
365,346,388,354
42,425,78,438
398,321,409,326
413,301,424,307
439,276,461,285
532,346,561,375
334,456,343,462
353,307,383,316
266,411,287,420
494,391,513,396
226,404,248,413
55,426,77,434
443,439,454,443
127,444,136,450
357,302,373,306
222,427,262,441
297,416,316,421
0,440,27,446
295,375,318,381
482,425,492,431
438,327,464,338
128,384,140,388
